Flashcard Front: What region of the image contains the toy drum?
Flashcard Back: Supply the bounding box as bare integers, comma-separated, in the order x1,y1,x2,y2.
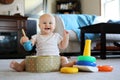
25,55,61,72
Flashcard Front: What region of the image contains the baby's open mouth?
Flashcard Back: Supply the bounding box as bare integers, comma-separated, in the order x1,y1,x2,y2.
45,28,50,30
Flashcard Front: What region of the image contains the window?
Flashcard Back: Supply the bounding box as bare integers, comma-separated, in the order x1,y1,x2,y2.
101,0,120,19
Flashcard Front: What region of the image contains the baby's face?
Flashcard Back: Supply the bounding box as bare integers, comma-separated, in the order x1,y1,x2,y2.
39,14,55,35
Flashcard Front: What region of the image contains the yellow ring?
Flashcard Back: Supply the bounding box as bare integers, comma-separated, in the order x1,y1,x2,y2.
60,67,78,74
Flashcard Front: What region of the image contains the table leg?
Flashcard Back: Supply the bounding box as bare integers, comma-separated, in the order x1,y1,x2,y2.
100,33,106,59
81,30,85,55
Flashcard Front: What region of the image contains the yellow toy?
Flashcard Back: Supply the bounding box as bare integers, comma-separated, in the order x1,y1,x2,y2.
83,39,91,56
22,29,26,37
60,67,78,74
73,39,98,72
77,39,96,62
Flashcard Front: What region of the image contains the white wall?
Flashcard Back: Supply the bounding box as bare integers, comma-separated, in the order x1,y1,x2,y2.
0,0,101,16
47,0,101,15
81,0,101,16
47,0,56,13
0,0,24,16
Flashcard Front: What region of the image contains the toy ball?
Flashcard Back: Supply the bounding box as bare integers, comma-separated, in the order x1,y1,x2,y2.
60,67,78,74
23,41,33,51
97,65,113,72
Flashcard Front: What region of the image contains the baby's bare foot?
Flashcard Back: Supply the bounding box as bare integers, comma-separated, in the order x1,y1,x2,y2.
10,61,24,72
62,60,76,67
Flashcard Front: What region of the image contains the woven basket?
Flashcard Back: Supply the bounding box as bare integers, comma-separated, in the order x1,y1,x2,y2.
25,55,60,72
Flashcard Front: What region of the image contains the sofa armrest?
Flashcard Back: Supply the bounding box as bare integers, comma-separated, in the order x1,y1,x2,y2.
54,15,79,41
67,30,79,41
54,15,64,36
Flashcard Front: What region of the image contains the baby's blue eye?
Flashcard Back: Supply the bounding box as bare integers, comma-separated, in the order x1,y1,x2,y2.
43,22,46,24
49,22,52,24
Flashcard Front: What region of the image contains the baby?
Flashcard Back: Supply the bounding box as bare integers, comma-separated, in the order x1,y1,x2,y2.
10,13,76,72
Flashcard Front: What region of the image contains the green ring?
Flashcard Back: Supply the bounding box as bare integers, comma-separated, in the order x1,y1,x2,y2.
77,56,96,62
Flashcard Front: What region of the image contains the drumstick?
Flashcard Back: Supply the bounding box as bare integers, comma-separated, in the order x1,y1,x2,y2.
22,29,26,37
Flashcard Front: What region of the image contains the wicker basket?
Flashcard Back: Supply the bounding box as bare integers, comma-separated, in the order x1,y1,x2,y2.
25,55,61,72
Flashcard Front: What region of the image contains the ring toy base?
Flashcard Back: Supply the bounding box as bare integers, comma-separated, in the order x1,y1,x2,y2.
60,67,78,74
73,65,98,72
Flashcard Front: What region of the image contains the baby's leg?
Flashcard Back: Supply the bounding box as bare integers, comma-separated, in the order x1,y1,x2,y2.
10,60,25,72
61,56,76,67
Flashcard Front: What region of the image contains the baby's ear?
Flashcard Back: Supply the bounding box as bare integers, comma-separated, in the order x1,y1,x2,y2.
38,24,40,26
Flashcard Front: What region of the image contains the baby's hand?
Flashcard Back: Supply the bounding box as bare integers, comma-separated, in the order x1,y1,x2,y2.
20,36,29,45
63,30,69,39
59,30,69,49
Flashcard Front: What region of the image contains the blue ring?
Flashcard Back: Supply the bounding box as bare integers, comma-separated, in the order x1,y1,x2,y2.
76,61,97,67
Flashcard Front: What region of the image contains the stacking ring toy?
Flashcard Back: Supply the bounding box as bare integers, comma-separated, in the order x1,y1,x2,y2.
97,65,113,72
76,61,96,67
60,67,78,74
77,56,96,62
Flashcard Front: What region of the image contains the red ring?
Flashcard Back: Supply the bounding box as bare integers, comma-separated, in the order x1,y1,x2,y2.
97,65,113,72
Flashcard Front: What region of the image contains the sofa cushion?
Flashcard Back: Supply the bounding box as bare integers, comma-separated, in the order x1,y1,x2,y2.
67,30,78,41
54,15,64,36
58,14,97,40
58,14,80,30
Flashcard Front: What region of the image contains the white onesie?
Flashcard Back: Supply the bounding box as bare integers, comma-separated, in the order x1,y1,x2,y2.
31,33,63,56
